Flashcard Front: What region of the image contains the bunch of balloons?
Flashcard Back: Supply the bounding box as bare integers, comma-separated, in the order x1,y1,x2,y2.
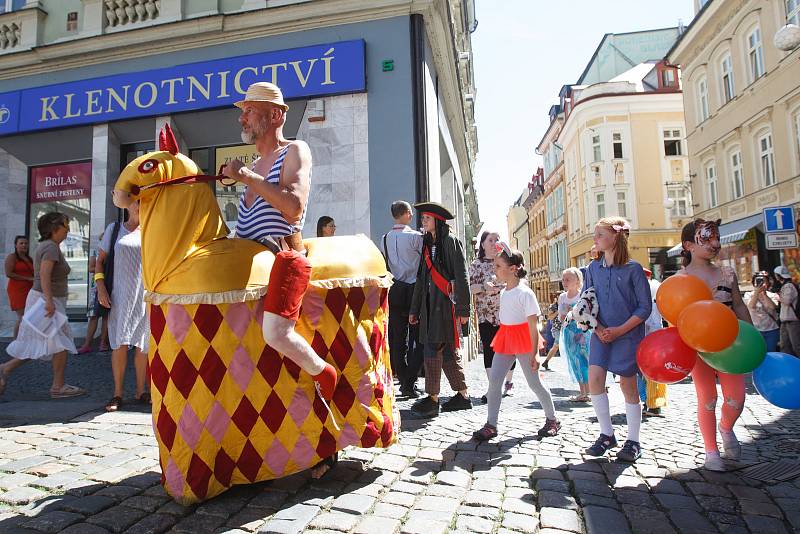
636,273,799,409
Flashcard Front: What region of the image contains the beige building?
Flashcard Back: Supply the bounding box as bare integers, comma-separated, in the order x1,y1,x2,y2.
557,61,688,278
526,168,551,304
0,0,481,335
538,107,569,296
667,0,800,283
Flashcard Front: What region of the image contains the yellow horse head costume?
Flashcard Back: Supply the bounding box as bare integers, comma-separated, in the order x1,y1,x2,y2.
114,125,397,504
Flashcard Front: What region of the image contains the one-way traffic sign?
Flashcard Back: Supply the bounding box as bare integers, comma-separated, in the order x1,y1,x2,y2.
763,206,795,233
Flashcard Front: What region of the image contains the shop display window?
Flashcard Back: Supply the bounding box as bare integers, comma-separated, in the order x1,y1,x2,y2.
27,162,92,318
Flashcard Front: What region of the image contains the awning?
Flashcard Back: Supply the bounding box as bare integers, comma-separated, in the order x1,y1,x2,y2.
667,243,682,258
719,213,763,244
666,213,764,258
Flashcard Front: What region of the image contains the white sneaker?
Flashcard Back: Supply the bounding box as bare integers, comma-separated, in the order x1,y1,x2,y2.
704,452,726,472
719,425,741,460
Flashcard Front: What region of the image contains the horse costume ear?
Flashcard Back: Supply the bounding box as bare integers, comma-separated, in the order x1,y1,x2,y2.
159,124,179,155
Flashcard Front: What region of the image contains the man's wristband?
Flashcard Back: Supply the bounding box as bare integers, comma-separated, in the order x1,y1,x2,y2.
94,273,105,282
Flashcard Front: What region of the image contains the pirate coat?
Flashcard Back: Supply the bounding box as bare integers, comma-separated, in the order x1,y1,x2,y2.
410,233,470,345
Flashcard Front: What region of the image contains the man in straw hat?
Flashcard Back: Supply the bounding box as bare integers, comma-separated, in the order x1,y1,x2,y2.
409,201,473,418
222,82,338,479
221,81,309,252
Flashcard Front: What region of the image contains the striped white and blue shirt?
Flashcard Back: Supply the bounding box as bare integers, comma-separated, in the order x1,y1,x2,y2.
235,145,306,240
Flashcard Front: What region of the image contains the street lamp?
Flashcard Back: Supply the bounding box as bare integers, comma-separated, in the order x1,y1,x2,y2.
774,23,800,51
663,180,697,213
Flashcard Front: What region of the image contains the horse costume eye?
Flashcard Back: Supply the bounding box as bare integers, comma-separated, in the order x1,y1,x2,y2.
138,159,159,173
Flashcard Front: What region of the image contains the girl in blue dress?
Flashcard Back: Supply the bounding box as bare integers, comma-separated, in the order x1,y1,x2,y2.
583,217,652,462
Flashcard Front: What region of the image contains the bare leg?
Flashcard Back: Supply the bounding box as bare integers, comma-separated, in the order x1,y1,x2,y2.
134,348,148,398
51,351,68,390
99,318,109,348
1,358,27,377
262,313,337,398
80,317,99,350
12,310,23,339
111,345,128,398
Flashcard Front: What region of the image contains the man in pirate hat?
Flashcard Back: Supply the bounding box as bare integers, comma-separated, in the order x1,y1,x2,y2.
409,202,472,417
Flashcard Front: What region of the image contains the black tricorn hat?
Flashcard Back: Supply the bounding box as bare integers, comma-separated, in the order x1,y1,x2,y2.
414,202,454,221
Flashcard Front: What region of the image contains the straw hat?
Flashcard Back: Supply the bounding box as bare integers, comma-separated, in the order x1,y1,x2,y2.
234,82,289,110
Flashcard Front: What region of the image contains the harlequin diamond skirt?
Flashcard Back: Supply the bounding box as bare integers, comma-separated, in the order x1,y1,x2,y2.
147,280,398,504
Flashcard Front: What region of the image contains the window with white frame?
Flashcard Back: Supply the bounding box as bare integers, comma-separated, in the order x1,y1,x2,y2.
592,134,602,162
795,112,800,169
596,192,606,219
0,0,26,13
661,68,676,88
616,191,627,218
788,0,800,26
730,150,744,199
667,188,689,217
721,54,735,103
612,133,624,159
747,27,765,82
663,129,683,156
698,77,709,122
706,162,718,208
759,132,776,186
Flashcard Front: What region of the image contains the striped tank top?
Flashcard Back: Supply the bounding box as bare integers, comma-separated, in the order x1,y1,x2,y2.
235,145,306,240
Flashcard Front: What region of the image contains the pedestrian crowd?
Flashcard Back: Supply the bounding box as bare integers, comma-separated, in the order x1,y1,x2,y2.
382,206,800,470
2,82,798,478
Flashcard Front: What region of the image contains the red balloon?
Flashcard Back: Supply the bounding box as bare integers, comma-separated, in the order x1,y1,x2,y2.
637,327,698,384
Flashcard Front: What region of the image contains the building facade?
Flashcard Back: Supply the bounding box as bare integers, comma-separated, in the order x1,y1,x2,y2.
526,167,550,304
538,106,568,296
557,60,687,278
667,0,800,284
0,0,481,334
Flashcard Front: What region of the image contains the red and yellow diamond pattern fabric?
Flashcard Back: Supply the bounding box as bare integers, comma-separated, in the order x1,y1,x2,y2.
149,282,397,504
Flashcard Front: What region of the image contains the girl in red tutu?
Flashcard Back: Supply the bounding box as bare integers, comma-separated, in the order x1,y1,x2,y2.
473,244,560,441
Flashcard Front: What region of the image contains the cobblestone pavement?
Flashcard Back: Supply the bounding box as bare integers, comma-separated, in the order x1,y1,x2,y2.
1,346,799,533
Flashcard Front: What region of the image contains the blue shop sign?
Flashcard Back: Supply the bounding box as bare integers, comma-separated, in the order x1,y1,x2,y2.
0,40,365,136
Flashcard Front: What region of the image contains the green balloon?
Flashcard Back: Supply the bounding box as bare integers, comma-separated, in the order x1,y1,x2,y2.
700,320,766,374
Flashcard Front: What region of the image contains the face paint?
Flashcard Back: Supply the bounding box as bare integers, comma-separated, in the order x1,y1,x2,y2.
694,220,721,255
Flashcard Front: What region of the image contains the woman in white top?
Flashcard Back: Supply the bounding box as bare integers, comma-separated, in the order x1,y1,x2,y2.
96,197,149,412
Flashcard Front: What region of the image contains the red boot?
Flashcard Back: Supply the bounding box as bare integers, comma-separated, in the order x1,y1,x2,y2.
313,363,338,401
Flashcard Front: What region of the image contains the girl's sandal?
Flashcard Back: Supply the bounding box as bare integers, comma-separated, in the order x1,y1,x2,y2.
472,424,498,442
136,392,151,405
568,394,591,403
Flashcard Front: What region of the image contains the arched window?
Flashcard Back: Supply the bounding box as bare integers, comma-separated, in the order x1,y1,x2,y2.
697,77,710,122
729,148,744,199
746,26,765,83
757,130,775,186
720,53,735,103
705,160,718,208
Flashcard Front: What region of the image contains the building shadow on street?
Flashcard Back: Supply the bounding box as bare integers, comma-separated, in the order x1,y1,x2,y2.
0,456,377,532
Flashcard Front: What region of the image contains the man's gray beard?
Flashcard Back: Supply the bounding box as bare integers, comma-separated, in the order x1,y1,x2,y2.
241,131,255,144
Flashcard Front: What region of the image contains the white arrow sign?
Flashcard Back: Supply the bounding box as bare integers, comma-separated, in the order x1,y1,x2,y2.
774,209,785,230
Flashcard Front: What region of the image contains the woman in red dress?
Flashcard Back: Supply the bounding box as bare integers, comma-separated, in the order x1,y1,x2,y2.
5,236,34,338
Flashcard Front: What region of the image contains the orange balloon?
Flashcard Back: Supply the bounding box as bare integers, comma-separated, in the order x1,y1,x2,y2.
656,274,713,325
677,300,739,353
